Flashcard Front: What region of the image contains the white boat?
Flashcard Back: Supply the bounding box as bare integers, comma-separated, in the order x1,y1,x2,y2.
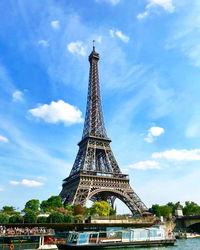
59,225,176,249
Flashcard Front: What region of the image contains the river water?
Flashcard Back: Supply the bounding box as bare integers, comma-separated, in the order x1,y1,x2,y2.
102,238,200,249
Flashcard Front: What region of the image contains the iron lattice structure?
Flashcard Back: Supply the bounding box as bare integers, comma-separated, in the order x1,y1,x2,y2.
60,43,148,215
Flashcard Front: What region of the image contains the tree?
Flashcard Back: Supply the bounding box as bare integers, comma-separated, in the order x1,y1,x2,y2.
159,206,172,217
65,204,73,213
150,204,160,216
48,212,64,223
83,207,91,217
24,199,40,212
150,204,172,217
0,213,9,223
40,196,63,212
55,207,69,214
74,204,84,215
167,202,177,216
24,211,37,223
91,201,110,216
64,214,74,223
183,201,200,215
74,214,84,223
37,216,48,223
109,208,116,216
2,206,16,215
9,214,23,223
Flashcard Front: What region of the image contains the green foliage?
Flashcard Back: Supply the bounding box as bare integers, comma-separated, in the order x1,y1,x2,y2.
167,202,177,216
0,213,9,223
91,201,110,216
64,214,74,223
150,204,172,217
2,206,16,215
109,208,116,216
48,212,64,223
74,214,84,223
37,216,48,223
40,196,63,212
65,204,73,212
24,199,40,212
9,214,23,223
83,207,91,217
183,201,200,215
24,211,37,223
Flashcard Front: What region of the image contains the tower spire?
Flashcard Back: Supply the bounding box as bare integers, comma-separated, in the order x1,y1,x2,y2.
93,40,95,51
82,42,107,139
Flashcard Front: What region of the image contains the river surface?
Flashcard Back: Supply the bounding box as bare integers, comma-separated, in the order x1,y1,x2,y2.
99,238,200,249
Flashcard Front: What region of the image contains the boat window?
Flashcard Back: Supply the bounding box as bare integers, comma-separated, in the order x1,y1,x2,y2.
78,233,89,245
89,233,98,243
69,233,78,243
107,231,122,238
99,232,106,238
122,231,131,241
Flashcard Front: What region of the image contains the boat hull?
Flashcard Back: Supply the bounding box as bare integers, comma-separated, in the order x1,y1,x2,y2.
58,239,176,249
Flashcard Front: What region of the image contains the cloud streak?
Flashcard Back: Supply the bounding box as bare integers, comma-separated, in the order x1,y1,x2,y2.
0,135,9,143
110,29,129,42
10,179,44,187
12,90,24,102
38,40,49,47
137,0,175,19
152,149,200,161
127,160,161,170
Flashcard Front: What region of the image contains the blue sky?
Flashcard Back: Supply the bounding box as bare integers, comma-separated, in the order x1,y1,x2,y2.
1,0,200,213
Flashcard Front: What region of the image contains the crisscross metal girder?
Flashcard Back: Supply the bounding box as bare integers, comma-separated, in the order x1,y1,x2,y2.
69,137,122,176
82,49,107,139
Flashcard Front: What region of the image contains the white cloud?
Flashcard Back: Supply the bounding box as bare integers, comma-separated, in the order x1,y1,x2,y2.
37,176,47,181
38,40,49,47
109,29,114,38
109,29,129,43
29,100,83,125
152,149,200,161
0,135,9,143
96,0,120,5
145,126,165,143
137,11,149,20
51,20,60,30
67,41,86,56
115,30,130,43
10,179,44,187
12,90,24,102
128,160,161,170
137,0,175,19
10,181,20,185
96,36,102,43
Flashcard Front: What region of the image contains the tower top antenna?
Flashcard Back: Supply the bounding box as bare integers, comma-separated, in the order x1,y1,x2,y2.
93,40,95,51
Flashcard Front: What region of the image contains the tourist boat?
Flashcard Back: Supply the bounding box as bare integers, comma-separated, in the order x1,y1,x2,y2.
58,226,176,249
38,236,58,249
0,235,58,250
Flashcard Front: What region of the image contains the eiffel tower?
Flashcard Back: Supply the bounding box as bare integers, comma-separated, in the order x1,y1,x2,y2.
60,41,148,215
